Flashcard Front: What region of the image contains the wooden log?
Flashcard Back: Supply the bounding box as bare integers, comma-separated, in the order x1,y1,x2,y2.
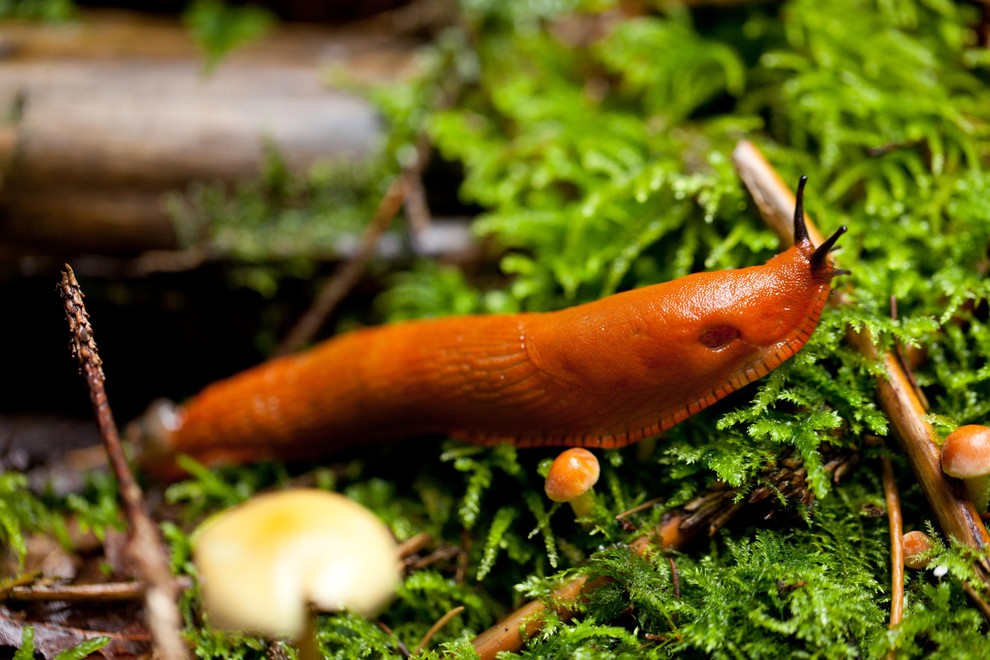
0,189,176,253
0,10,420,255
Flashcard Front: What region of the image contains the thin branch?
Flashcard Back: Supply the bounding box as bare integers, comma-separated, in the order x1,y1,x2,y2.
960,582,990,620
275,174,411,356
614,496,665,520
397,531,434,560
881,453,905,629
59,264,189,660
403,171,435,254
7,577,194,602
472,574,593,660
413,605,464,655
275,78,456,356
731,140,990,588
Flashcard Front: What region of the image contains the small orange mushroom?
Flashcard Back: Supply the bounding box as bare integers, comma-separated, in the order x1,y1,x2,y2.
544,447,600,519
902,530,934,570
941,425,990,513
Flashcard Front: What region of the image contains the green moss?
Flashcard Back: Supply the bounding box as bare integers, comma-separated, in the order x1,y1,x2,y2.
12,627,111,660
0,473,63,564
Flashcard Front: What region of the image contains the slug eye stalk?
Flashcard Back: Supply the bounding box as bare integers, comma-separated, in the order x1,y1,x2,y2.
791,175,849,277
811,225,848,270
793,175,810,246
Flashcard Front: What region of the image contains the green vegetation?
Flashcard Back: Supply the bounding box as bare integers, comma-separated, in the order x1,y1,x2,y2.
6,0,990,657
166,149,386,297
13,626,110,660
182,0,275,73
0,0,73,21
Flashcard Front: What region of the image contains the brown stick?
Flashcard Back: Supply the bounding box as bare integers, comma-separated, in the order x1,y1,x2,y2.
59,265,189,660
731,140,990,578
732,142,825,246
275,174,410,355
397,531,434,560
472,513,697,659
471,574,591,659
7,577,194,603
274,71,459,356
413,605,465,655
881,454,904,629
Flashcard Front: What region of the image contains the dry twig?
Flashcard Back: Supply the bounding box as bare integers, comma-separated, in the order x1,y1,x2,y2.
881,454,905,629
397,531,435,560
7,577,194,602
413,605,465,655
275,174,412,356
59,264,189,660
276,78,455,355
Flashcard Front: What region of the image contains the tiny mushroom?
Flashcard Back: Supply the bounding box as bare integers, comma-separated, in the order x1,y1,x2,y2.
545,447,600,519
902,530,934,570
193,489,401,658
940,425,990,513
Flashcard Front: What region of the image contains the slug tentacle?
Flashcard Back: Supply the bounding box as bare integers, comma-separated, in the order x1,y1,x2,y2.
811,225,848,271
793,175,810,246
132,177,848,477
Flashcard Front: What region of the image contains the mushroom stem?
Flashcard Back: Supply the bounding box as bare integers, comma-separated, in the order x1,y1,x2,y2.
963,478,990,514
568,490,596,520
298,614,320,660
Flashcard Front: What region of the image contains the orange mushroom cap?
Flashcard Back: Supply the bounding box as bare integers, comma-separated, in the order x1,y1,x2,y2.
544,448,600,503
941,425,990,479
902,530,933,570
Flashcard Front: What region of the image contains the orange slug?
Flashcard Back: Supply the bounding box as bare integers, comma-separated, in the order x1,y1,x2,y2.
134,177,846,476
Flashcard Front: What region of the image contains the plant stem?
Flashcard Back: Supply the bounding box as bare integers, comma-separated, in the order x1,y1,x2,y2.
59,264,189,659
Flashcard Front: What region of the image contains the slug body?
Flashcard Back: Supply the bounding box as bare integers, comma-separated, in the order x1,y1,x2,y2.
140,180,846,474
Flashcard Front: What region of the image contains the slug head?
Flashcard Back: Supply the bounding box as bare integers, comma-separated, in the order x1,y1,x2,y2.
675,176,847,386
513,178,848,444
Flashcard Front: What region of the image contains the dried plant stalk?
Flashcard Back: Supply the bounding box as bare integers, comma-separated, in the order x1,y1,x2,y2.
59,264,189,660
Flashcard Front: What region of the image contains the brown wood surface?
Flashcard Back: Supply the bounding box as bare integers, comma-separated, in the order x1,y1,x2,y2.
0,10,419,254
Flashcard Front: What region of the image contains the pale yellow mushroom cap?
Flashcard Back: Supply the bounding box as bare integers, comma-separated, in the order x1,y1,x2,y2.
193,489,401,639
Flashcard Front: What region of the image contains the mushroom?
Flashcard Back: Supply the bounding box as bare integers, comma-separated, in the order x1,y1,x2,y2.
544,447,600,519
940,425,990,513
193,489,401,658
902,530,934,570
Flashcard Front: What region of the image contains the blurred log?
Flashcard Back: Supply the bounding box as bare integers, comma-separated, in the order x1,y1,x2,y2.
0,10,421,255
0,190,174,253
